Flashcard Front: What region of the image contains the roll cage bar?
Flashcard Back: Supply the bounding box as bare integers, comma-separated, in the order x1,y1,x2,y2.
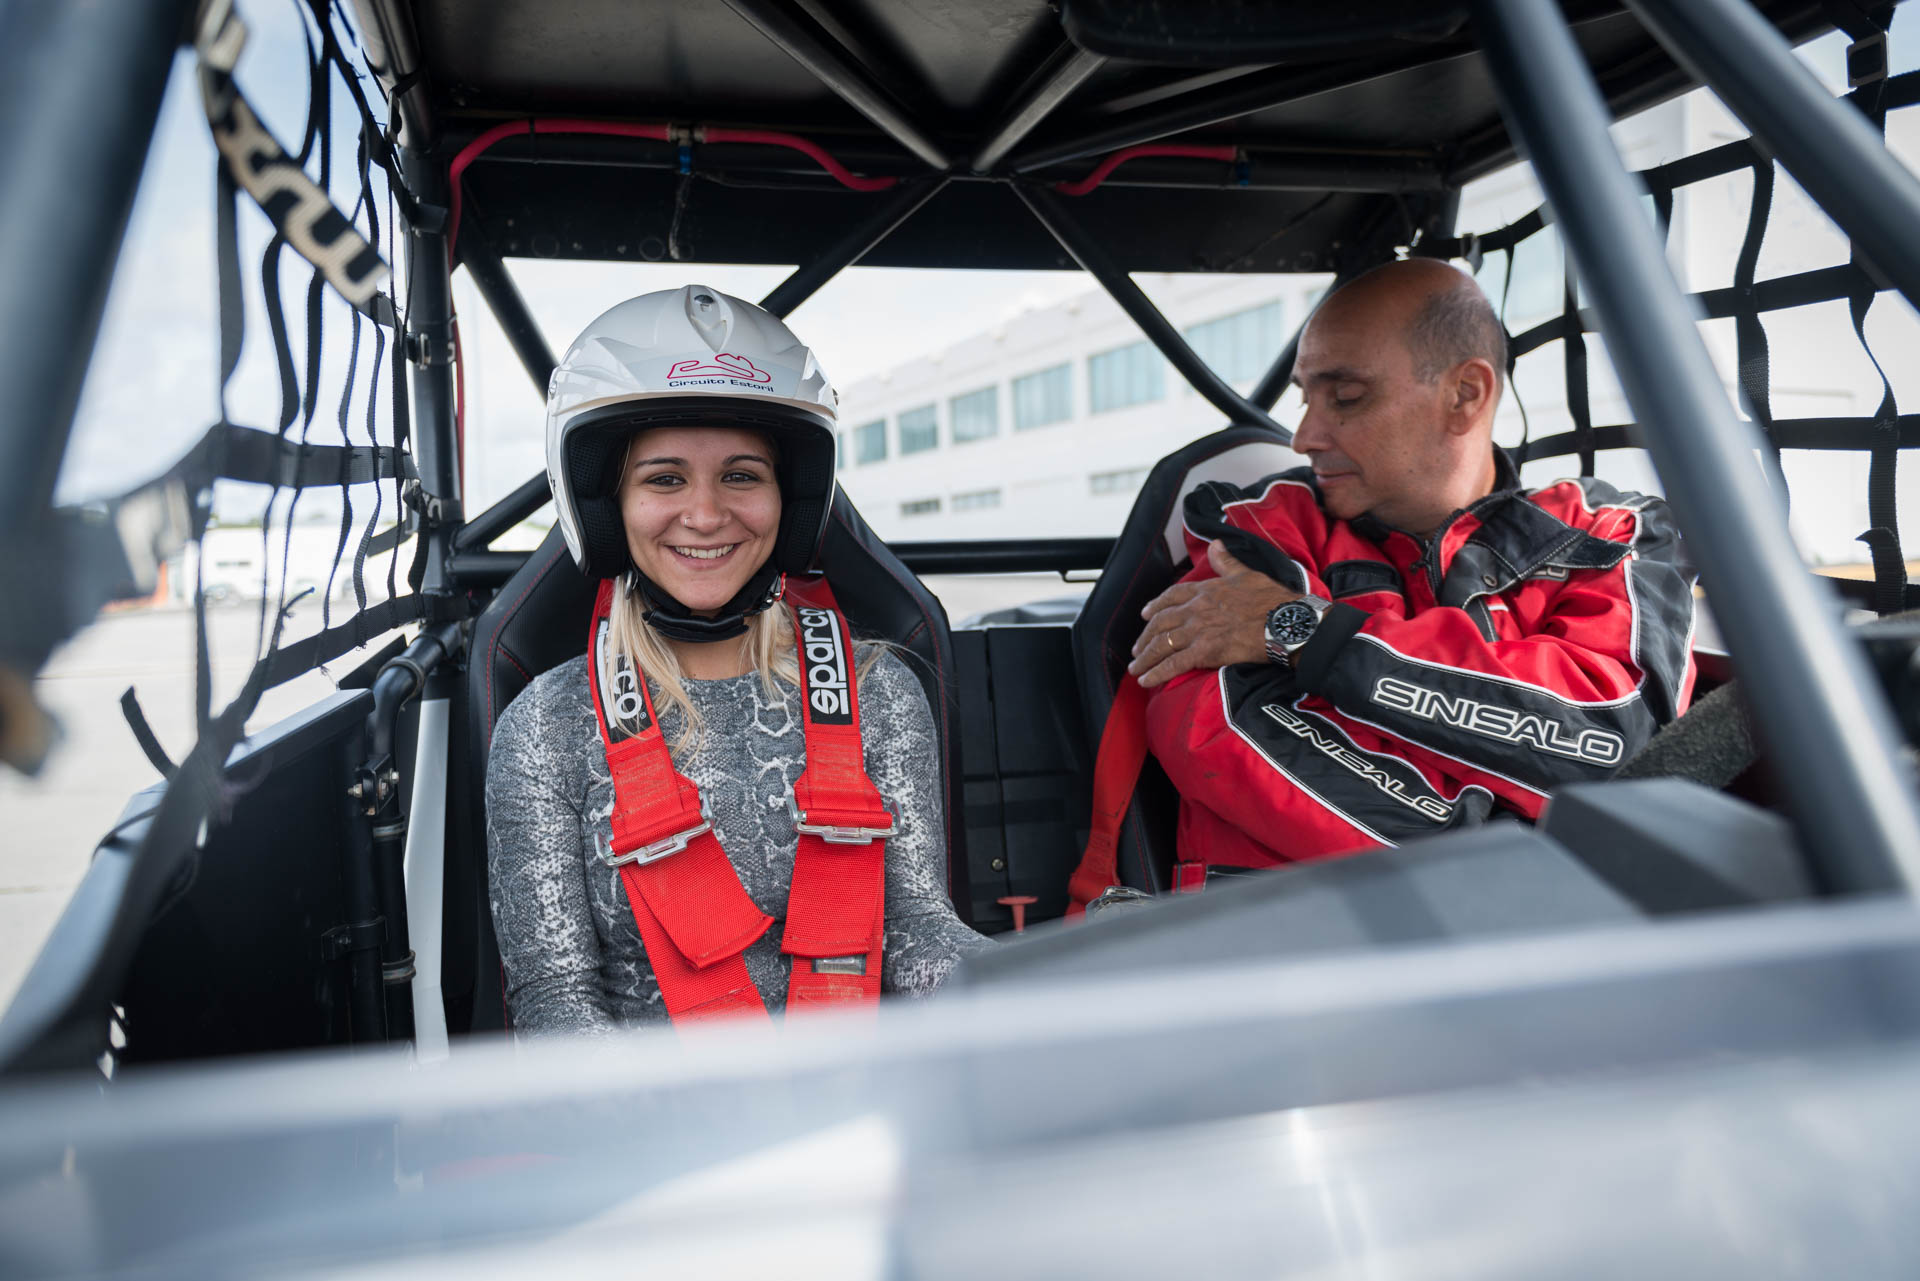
3,0,1920,1065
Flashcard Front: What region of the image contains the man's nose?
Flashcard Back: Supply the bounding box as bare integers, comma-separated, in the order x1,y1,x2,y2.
1292,402,1330,455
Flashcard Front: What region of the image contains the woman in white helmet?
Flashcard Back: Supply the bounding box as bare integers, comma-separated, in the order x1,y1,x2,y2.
485,285,985,1031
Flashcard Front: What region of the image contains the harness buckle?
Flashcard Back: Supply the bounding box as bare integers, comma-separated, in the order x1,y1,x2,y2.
603,809,711,868
786,792,897,845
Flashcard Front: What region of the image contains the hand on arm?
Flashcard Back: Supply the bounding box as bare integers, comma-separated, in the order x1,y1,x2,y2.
1129,540,1299,688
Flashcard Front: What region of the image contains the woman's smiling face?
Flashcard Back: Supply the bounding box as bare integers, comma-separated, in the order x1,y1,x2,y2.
619,426,781,614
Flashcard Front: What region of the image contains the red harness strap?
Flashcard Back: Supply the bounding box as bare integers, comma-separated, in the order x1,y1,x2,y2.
588,580,890,1023
1065,673,1150,915
784,599,891,1011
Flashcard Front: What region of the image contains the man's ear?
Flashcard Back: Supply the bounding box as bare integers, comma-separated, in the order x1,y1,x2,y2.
1446,358,1498,434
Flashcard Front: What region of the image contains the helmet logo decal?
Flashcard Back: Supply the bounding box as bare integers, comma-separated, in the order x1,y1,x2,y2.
666,353,773,386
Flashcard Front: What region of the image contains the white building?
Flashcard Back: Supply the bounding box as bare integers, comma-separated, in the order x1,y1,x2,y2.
838,87,1920,565
836,271,1321,542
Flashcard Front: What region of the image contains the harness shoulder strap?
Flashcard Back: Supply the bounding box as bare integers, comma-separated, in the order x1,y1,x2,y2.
590,579,892,1022
589,581,772,1023
1067,673,1151,914
784,587,891,1011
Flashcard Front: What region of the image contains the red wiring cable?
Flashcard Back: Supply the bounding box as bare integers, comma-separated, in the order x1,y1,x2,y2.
699,127,898,192
446,119,897,257
1054,144,1239,197
448,120,671,259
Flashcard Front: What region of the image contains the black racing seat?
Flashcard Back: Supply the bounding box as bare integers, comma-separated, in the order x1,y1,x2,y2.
450,486,968,1032
1069,425,1300,893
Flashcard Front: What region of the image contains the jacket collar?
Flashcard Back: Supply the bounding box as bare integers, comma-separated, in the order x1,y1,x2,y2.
1345,449,1629,605
1347,446,1521,546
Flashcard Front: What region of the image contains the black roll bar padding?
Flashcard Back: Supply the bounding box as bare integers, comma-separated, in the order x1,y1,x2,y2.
1051,150,1453,195
1624,0,1920,314
1472,0,1920,895
0,0,199,538
716,0,950,171
458,218,558,398
344,0,435,148
1013,183,1293,441
453,472,554,552
446,550,536,589
365,623,458,765
887,538,1116,575
759,174,952,319
972,46,1109,174
355,620,461,1045
398,147,460,597
1011,49,1454,173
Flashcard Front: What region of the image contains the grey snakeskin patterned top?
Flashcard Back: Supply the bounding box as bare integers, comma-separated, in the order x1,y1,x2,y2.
486,645,988,1032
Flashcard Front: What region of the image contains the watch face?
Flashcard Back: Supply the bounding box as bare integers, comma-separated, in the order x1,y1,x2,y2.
1270,601,1319,646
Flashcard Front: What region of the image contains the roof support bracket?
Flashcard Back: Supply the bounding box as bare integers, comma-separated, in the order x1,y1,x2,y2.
717,0,950,170
971,45,1108,173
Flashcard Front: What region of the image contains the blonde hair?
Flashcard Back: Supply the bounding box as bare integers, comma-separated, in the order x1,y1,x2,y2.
606,576,894,755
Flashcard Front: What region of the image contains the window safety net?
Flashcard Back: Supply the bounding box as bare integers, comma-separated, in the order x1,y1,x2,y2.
112,0,429,787
1455,7,1917,619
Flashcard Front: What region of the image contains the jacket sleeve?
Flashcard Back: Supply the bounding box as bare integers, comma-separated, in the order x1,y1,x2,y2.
1292,501,1697,800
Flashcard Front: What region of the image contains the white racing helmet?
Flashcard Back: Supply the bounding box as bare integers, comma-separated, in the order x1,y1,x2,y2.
545,285,839,630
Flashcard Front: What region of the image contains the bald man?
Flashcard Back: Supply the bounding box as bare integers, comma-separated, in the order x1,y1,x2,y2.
1125,260,1697,884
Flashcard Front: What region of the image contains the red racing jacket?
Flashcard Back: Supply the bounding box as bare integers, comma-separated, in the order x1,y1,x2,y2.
1146,452,1698,867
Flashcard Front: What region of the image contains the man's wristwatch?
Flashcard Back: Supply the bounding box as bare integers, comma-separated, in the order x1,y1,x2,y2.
1264,595,1331,667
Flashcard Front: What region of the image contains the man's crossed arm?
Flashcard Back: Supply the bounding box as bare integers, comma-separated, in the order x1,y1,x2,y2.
1129,540,1294,688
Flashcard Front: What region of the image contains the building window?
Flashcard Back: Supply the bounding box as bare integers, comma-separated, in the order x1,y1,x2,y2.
835,431,847,471
900,497,940,517
952,487,1002,512
1088,341,1165,413
1012,363,1072,430
898,404,938,455
1090,467,1151,496
1183,300,1285,384
950,386,999,444
853,419,887,465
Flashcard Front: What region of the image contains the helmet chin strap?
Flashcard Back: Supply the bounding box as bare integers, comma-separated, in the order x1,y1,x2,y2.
632,563,787,644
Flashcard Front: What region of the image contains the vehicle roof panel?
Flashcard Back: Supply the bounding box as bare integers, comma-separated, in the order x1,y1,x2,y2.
394,0,1841,272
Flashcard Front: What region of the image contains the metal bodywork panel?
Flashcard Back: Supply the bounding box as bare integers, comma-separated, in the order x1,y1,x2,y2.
3,898,1920,1276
